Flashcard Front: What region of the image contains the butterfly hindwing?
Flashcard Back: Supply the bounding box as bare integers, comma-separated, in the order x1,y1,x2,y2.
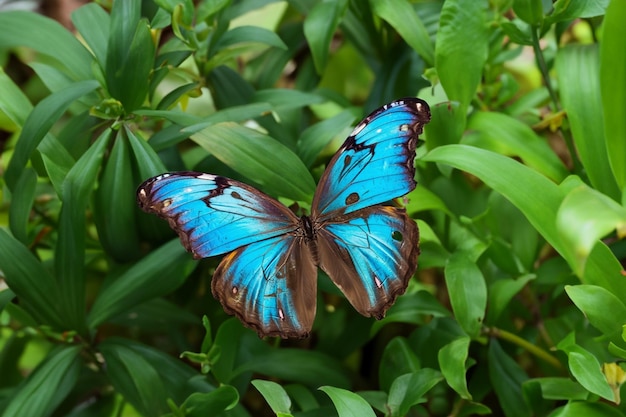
212,235,317,338
137,172,299,259
316,206,419,318
312,98,430,218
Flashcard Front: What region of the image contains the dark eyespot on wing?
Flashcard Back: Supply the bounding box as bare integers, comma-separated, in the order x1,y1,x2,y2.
345,192,360,205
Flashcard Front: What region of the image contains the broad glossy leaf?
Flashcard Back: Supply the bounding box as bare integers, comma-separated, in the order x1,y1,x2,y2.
439,337,472,399
191,122,316,201
565,285,626,349
4,80,99,191
556,45,620,198
319,386,376,417
100,341,169,416
252,89,326,112
547,0,609,23
487,275,535,323
182,386,240,417
2,346,82,417
379,337,421,392
370,0,434,65
72,3,110,67
387,369,443,417
252,380,293,417
8,168,37,244
512,0,544,25
466,112,568,183
87,239,193,328
237,349,351,389
93,130,141,261
373,291,450,335
426,101,466,149
0,68,32,127
552,402,625,417
600,0,626,189
557,333,614,401
557,184,626,275
435,0,488,109
297,109,356,167
0,11,93,81
0,230,63,327
445,253,486,338
217,25,288,50
488,340,531,417
523,377,588,401
303,0,348,73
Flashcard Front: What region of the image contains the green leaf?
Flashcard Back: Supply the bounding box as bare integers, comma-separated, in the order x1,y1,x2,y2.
556,44,620,198
217,25,288,50
547,0,609,23
487,275,535,323
444,253,487,338
557,333,615,402
0,67,33,127
93,129,141,262
552,402,626,417
99,341,169,416
252,380,293,417
488,340,531,417
600,0,626,189
303,0,348,73
190,123,316,201
435,0,488,108
0,11,93,81
182,386,240,417
0,229,64,328
8,168,37,244
438,337,472,399
379,337,421,392
252,89,326,112
105,0,154,113
370,0,434,65
72,2,110,67
556,183,626,275
4,80,99,191
425,101,466,149
87,239,193,328
512,0,544,25
236,349,351,389
297,109,356,167
2,346,82,417
387,369,443,417
523,377,588,401
319,386,376,417
565,285,626,349
466,111,568,183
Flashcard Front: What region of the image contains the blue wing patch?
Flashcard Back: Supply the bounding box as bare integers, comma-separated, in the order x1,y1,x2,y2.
137,172,298,258
212,235,317,338
317,206,419,318
312,98,430,218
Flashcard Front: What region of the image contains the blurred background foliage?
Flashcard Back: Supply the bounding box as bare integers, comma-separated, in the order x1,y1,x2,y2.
1,0,626,416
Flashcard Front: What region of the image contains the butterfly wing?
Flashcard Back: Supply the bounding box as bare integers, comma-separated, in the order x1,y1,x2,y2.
316,206,419,318
312,98,430,218
212,235,317,338
137,172,299,259
138,172,317,337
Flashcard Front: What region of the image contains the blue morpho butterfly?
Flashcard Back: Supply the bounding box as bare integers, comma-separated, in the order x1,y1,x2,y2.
137,98,431,338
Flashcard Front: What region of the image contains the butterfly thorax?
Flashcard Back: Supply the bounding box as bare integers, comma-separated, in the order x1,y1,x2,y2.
299,215,320,265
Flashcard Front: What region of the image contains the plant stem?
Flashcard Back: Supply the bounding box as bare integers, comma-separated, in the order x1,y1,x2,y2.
485,326,564,370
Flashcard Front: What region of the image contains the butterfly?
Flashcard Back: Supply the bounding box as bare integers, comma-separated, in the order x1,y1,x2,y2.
137,97,431,338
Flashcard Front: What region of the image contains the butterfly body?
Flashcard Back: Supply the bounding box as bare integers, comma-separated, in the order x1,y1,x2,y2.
137,98,431,338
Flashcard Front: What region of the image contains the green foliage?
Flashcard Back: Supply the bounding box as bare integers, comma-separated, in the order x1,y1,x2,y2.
0,0,625,416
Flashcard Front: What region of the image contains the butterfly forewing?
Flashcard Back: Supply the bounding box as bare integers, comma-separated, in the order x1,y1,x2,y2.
312,98,431,219
137,172,299,259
